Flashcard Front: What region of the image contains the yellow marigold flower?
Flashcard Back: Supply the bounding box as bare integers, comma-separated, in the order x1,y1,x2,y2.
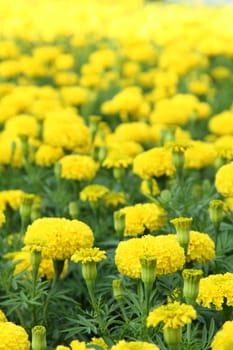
215,162,233,197
112,122,151,144
150,94,199,126
111,340,160,350
0,309,7,322
60,86,88,106
197,273,233,310
105,140,143,159
88,337,109,350
184,141,217,169
211,66,230,79
71,247,106,264
0,321,30,350
80,184,109,202
59,154,99,181
70,339,95,350
140,178,160,197
115,234,185,278
4,114,38,138
211,321,233,350
133,147,176,179
102,150,132,169
35,144,64,167
7,250,68,280
186,231,215,264
43,114,91,153
0,189,24,211
56,346,70,350
103,191,126,208
147,301,196,329
0,135,24,168
118,203,166,236
24,217,94,260
165,140,191,154
209,110,233,136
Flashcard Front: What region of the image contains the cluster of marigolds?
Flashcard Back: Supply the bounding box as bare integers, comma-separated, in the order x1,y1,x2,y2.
0,0,233,349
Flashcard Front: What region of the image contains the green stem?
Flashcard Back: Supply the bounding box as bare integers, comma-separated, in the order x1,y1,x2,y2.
86,280,107,336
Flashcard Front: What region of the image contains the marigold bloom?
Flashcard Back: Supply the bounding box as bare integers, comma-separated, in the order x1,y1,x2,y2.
102,150,132,169
147,301,196,329
71,247,106,264
43,114,91,153
115,234,185,278
0,189,24,211
118,203,167,236
133,147,176,179
185,231,215,264
59,154,99,181
112,122,151,143
88,337,109,350
24,217,94,260
211,321,233,350
70,339,95,350
197,272,233,310
111,340,160,350
215,162,233,197
103,191,126,208
209,110,233,136
0,210,6,228
35,144,64,167
184,141,217,169
80,184,109,202
0,321,30,350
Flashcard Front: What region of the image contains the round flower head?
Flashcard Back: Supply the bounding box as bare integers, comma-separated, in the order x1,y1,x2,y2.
184,141,217,169
112,122,151,144
215,162,233,197
70,339,96,350
102,150,132,169
103,191,126,208
88,337,109,350
80,184,109,202
133,147,176,179
4,114,38,138
0,321,30,350
211,321,233,350
111,340,160,350
209,110,233,136
35,144,64,167
59,154,99,181
115,234,185,278
43,113,91,153
118,203,167,236
24,217,94,260
186,230,215,264
197,272,233,310
71,247,106,264
0,189,26,211
147,301,196,329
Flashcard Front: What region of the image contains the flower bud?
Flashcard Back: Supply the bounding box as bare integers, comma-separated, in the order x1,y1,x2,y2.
112,279,124,303
170,217,192,254
114,210,125,240
208,199,224,228
182,269,203,305
32,325,47,350
68,201,79,219
163,327,182,350
140,255,157,286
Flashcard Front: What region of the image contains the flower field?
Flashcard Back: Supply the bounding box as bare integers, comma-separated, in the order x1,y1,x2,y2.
1,0,233,349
